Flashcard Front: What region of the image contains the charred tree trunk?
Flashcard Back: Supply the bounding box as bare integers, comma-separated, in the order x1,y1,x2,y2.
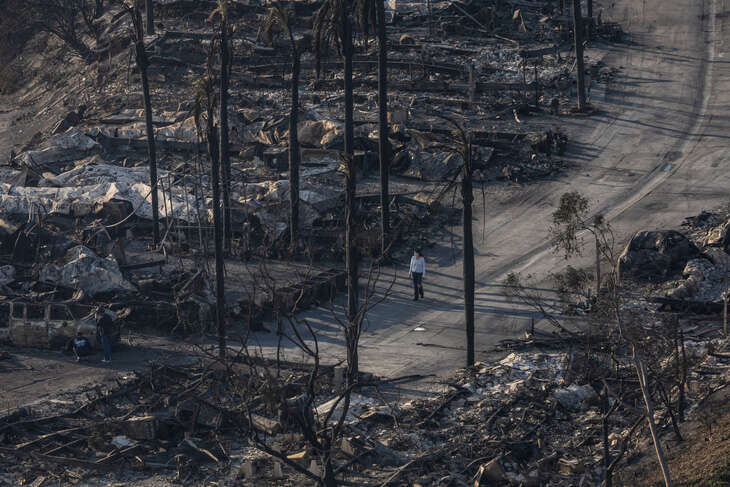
595,233,601,297
132,8,159,244
289,46,301,249
572,0,586,111
462,136,475,367
208,123,226,358
601,387,612,487
377,0,389,255
635,350,672,487
73,39,95,63
220,26,232,252
145,0,154,35
343,1,359,382
322,458,337,487
95,0,104,18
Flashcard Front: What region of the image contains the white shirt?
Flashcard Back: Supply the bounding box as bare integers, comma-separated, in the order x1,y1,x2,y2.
409,256,426,276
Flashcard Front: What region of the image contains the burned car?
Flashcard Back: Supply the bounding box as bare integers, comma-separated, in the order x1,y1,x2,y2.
0,302,120,349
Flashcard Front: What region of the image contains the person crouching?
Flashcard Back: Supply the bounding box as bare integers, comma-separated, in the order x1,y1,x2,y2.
68,332,92,362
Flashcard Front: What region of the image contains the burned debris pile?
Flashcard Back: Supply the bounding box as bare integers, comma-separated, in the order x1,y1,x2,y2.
0,362,245,484
615,208,730,314
1,315,727,486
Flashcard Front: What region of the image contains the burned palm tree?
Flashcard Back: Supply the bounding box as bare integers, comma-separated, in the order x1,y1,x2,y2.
457,126,475,367
353,0,375,50
210,0,233,252
436,114,475,367
313,0,359,380
26,0,98,62
353,0,390,254
123,0,160,244
264,2,301,250
572,0,586,110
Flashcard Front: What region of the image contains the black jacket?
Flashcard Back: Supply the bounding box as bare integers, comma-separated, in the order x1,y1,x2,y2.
97,315,116,336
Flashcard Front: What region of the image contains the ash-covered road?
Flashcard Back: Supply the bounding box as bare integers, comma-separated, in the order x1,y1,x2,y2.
249,0,730,392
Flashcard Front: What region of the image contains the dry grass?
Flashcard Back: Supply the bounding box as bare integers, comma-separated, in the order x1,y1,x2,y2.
619,389,730,486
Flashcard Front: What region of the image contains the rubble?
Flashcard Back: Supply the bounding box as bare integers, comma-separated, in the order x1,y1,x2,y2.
40,245,136,298
14,128,99,171
704,219,730,249
618,230,700,281
0,0,644,483
553,383,597,411
629,209,730,309
1,306,727,486
297,119,343,149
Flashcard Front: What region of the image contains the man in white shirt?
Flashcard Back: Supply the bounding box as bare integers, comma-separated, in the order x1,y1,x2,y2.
408,249,426,301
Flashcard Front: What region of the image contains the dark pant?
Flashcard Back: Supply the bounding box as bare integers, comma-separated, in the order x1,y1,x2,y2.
101,335,111,361
74,343,91,359
412,272,424,299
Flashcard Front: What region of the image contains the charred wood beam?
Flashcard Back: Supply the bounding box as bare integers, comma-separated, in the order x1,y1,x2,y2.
313,78,525,94
120,259,166,271
651,297,723,315
246,59,465,76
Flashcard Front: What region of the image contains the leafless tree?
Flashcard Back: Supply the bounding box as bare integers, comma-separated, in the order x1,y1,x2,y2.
26,0,100,62
314,0,359,381
550,191,613,297
194,45,226,358
213,242,396,486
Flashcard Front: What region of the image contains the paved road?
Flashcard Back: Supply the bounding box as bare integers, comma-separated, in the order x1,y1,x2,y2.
249,0,730,392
